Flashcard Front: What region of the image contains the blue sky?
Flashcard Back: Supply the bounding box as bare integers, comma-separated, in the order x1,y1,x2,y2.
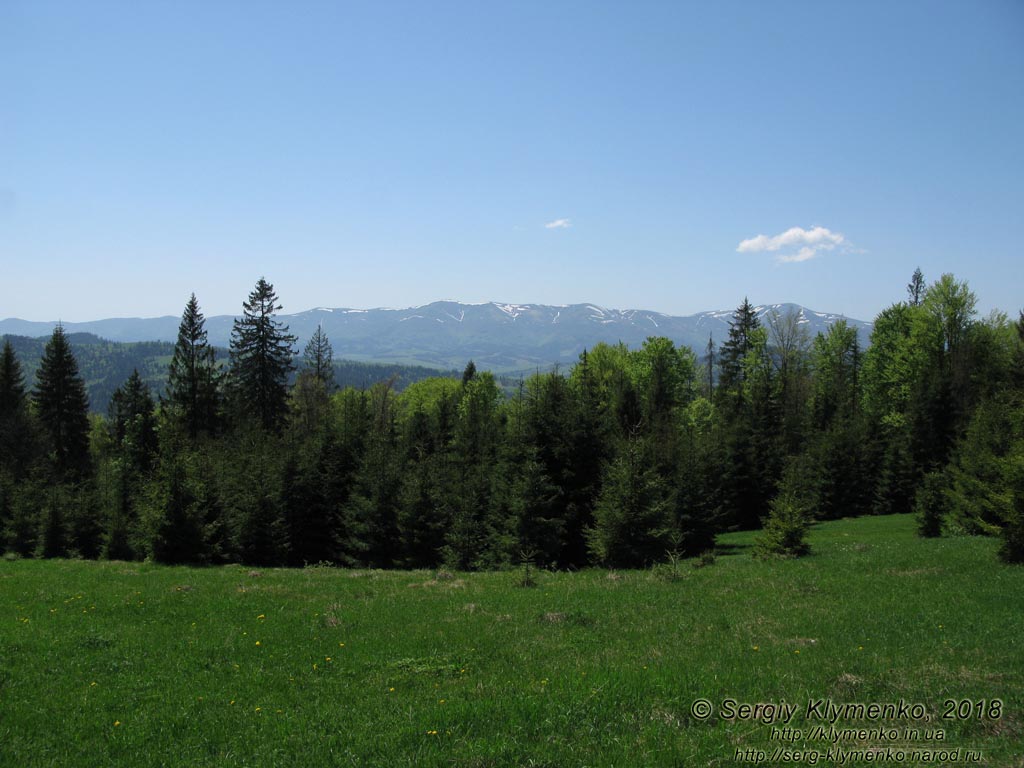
2,1,1022,322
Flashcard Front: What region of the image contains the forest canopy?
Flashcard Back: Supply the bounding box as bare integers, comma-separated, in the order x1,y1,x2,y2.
1,272,1021,569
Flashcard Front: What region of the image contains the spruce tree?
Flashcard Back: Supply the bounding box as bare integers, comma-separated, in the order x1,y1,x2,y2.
34,325,91,478
587,439,671,567
303,324,334,388
228,278,297,431
0,339,26,418
108,369,157,473
718,298,761,408
0,340,34,476
166,294,220,439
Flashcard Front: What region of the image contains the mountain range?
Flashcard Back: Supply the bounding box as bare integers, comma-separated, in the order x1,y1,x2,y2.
0,301,872,372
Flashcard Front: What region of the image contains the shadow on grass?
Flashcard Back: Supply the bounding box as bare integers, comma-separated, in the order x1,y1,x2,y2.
713,541,751,556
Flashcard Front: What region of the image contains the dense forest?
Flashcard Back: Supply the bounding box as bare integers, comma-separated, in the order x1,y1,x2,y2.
2,333,458,414
1,272,1021,569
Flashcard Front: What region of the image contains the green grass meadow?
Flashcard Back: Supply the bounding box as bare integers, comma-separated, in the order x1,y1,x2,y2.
1,515,1022,767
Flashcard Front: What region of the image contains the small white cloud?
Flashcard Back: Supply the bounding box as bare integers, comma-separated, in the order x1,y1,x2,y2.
737,225,845,264
544,218,571,230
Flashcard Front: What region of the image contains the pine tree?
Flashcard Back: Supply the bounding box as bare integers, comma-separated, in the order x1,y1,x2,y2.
34,325,91,478
166,294,220,439
228,278,297,432
303,324,334,388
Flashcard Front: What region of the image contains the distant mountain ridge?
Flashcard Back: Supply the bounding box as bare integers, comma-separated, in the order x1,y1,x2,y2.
1,301,872,372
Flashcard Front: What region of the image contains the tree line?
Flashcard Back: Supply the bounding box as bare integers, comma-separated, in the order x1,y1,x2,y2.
0,272,1021,568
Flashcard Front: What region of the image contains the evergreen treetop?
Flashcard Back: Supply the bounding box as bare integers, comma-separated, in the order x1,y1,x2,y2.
166,293,220,439
0,339,27,417
33,324,91,477
718,297,762,403
303,324,334,388
228,278,297,431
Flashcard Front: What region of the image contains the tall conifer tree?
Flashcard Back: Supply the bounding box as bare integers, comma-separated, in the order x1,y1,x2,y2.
108,369,158,473
303,324,334,388
0,340,34,475
34,325,91,477
718,298,761,407
166,294,220,439
228,278,297,431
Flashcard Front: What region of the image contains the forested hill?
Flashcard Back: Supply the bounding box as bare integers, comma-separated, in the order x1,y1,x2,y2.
1,333,456,413
0,301,871,371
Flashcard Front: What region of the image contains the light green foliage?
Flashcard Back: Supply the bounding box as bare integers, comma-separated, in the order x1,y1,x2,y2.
755,490,810,558
810,320,860,428
944,396,1022,535
862,303,918,429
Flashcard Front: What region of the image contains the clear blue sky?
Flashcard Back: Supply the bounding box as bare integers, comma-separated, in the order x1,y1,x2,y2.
2,0,1022,322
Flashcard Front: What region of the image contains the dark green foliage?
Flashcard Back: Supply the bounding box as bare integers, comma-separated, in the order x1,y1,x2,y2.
36,483,69,558
717,297,760,410
33,326,92,478
165,294,221,439
4,271,1019,569
396,453,450,568
0,340,26,416
4,472,44,555
510,454,564,567
442,372,504,570
944,396,1018,534
0,341,36,477
5,333,173,414
228,278,297,432
218,429,289,566
915,471,947,538
345,382,401,568
999,463,1024,564
588,440,671,567
907,267,925,306
289,371,331,436
303,325,334,388
108,370,157,473
6,331,452,416
101,459,136,561
673,398,722,554
35,482,99,559
142,453,209,565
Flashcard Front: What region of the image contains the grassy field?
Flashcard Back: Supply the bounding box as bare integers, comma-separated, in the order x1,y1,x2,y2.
1,515,1021,767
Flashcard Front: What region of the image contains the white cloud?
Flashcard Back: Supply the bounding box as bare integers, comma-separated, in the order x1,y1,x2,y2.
544,218,571,229
737,226,845,264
